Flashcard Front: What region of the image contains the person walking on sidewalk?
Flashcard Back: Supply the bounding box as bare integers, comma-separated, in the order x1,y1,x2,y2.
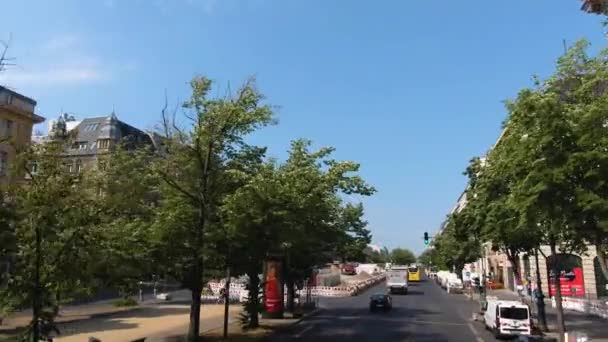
217,287,227,304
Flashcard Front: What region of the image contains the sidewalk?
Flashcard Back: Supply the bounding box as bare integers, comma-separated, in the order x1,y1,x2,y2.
189,308,321,342
470,289,608,341
56,304,241,342
0,290,190,333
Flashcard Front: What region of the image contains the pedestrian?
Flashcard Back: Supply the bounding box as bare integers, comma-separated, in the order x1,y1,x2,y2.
217,287,226,304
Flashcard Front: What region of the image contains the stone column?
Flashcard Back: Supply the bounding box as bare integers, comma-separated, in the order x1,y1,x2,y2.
581,245,598,300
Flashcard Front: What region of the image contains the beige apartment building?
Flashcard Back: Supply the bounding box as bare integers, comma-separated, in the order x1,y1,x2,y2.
0,86,44,187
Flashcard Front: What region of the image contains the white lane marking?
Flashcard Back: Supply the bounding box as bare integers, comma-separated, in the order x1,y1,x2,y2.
294,324,315,339
467,322,485,342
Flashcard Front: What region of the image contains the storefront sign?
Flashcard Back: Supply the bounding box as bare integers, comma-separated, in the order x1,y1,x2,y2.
549,267,585,297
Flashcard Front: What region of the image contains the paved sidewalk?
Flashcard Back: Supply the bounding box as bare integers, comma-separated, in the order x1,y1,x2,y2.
56,304,241,342
469,289,608,341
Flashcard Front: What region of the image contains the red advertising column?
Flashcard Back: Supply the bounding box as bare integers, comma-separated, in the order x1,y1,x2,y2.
263,258,284,318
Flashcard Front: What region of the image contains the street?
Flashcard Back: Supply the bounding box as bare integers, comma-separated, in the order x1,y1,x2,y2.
270,279,498,342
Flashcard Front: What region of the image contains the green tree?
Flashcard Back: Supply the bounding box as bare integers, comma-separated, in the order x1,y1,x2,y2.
492,40,601,335
417,248,444,269
0,135,100,341
390,248,416,265
433,214,480,277
88,144,160,297
556,42,608,283
335,203,372,262
223,139,375,327
276,140,374,312
150,76,274,340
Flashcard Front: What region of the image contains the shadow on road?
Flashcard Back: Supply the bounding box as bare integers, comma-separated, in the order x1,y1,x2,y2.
405,290,425,296
267,306,468,342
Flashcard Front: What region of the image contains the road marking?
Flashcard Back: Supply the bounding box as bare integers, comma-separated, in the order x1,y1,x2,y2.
294,324,315,339
467,322,485,342
399,319,467,326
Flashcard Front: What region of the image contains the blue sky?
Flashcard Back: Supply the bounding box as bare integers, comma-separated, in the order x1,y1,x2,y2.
1,0,606,254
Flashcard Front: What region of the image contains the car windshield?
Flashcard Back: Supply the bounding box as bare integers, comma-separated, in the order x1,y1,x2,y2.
500,307,528,320
371,295,386,300
409,267,418,273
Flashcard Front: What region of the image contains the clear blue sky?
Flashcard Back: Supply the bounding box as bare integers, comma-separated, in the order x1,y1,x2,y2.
1,1,606,254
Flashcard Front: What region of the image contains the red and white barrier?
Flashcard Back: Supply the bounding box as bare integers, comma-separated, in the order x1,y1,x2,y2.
561,297,608,320
206,274,387,302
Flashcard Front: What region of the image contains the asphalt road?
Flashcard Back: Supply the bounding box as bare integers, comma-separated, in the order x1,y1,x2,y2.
270,278,501,342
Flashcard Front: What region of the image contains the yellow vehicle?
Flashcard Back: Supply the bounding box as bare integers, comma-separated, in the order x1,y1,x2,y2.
408,266,420,282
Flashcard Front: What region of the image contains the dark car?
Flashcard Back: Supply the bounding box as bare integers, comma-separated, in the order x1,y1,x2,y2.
369,293,392,312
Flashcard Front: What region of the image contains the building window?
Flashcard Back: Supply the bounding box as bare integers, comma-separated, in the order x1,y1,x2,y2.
0,151,7,175
75,159,82,174
73,141,88,150
0,119,14,139
98,139,111,149
30,161,38,175
64,161,74,173
83,123,99,132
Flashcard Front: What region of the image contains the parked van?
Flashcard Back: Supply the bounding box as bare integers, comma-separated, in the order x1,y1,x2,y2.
483,300,531,338
446,277,463,294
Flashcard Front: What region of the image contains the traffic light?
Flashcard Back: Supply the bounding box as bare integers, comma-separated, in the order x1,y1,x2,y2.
424,232,429,245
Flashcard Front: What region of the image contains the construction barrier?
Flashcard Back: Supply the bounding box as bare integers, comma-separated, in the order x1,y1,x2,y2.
206,274,387,301
561,297,608,320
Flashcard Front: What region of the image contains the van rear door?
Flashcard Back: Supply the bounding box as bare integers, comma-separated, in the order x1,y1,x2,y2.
498,306,530,335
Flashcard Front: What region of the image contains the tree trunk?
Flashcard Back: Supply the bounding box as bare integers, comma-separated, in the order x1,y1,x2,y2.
32,221,42,342
534,248,547,332
595,238,608,282
187,276,203,342
223,267,230,340
247,269,260,328
454,264,464,280
286,277,295,313
187,204,205,341
549,241,566,340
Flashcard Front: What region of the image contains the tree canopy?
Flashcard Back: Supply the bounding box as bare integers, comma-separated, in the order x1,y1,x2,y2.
390,248,416,265
432,39,608,335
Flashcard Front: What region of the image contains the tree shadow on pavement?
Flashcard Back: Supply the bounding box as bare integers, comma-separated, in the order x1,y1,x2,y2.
267,307,474,342
54,306,191,338
553,311,608,340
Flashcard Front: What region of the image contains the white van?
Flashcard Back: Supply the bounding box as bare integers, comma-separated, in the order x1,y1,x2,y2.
446,277,463,294
386,265,408,294
484,300,531,338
